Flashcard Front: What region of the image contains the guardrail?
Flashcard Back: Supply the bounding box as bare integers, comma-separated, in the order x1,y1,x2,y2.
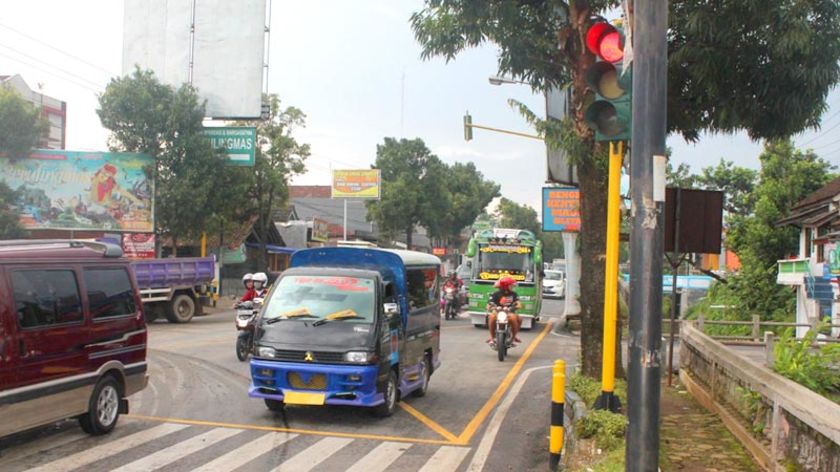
680,322,840,471
663,313,840,344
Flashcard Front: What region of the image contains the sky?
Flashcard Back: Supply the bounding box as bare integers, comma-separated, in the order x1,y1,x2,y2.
1,1,839,215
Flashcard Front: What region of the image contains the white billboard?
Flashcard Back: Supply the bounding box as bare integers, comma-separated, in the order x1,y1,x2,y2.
122,0,266,119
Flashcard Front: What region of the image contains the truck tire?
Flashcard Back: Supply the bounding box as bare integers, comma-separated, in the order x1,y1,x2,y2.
165,294,195,323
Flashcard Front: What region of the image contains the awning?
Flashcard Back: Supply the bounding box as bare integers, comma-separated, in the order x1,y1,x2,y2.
245,242,298,255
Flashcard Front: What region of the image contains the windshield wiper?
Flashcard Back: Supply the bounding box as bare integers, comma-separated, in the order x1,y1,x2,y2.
313,315,366,327
265,309,319,324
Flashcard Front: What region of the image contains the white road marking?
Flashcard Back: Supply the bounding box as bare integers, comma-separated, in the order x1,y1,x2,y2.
467,364,554,472
269,437,353,472
418,446,471,472
190,432,296,472
25,423,189,472
112,427,241,472
345,442,409,472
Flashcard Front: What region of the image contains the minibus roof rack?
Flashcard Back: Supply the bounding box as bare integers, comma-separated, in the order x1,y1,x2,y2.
0,239,124,258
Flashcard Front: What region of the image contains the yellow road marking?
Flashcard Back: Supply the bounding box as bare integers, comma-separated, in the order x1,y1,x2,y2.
454,320,553,445
398,402,459,442
124,414,456,446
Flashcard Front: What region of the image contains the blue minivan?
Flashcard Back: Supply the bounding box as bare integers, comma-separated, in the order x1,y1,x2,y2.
249,247,441,417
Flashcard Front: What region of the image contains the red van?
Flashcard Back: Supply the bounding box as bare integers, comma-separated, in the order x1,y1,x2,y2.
0,240,147,437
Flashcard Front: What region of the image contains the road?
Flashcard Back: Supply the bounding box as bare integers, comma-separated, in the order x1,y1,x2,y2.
0,298,577,472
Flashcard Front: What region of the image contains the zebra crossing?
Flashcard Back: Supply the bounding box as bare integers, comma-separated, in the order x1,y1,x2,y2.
1,421,472,472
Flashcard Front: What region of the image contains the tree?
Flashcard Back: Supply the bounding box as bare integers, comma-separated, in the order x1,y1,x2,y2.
666,162,698,188
0,86,47,160
696,160,758,218
234,95,309,271
0,181,25,239
98,69,231,254
495,198,540,234
367,138,448,248
433,162,500,245
411,0,840,378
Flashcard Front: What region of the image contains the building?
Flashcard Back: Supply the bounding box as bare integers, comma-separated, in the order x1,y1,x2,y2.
776,177,840,338
1,74,67,149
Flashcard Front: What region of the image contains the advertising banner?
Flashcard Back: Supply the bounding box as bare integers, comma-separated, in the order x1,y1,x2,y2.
0,150,154,232
542,187,581,232
432,247,446,256
331,170,381,199
202,127,257,166
311,218,329,243
123,233,156,259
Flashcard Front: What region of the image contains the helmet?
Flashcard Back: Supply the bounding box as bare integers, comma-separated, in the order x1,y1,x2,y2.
497,276,517,289
252,272,268,289
242,273,253,287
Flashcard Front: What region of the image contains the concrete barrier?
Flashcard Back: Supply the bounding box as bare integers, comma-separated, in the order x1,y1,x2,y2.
680,322,840,471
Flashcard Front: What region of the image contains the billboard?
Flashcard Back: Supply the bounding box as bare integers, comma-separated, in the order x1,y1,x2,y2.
123,233,156,259
202,127,257,166
123,0,266,119
311,218,329,243
664,188,723,254
0,150,154,232
542,187,581,232
331,170,381,199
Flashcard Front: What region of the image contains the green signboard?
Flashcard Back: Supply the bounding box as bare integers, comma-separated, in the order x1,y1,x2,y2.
202,127,257,166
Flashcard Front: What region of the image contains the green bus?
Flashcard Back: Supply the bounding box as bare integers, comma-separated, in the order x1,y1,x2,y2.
463,228,543,329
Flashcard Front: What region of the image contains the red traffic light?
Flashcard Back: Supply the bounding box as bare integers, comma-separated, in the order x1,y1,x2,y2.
585,22,624,63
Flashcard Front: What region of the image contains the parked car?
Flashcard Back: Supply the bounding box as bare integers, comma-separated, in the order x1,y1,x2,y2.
0,240,148,438
543,269,566,299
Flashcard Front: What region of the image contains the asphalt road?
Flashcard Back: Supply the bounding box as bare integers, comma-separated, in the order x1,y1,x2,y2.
0,298,578,472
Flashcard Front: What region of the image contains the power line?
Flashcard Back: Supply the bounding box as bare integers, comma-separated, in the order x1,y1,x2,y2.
0,51,101,93
0,22,115,76
810,133,840,152
799,109,840,147
0,44,104,90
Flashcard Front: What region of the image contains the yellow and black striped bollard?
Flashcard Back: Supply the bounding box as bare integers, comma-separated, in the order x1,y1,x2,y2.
550,359,565,471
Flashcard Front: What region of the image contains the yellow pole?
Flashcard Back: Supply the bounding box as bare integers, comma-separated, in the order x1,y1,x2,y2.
597,141,623,411
200,232,207,257
549,359,566,471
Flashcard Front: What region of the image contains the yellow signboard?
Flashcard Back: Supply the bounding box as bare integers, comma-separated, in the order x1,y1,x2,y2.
331,169,381,199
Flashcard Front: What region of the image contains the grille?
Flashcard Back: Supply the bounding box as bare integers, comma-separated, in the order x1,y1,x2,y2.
288,372,327,390
273,350,344,363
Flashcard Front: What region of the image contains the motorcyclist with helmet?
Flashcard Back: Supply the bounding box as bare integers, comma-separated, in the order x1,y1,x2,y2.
252,272,269,298
486,276,522,345
442,271,464,311
237,273,256,305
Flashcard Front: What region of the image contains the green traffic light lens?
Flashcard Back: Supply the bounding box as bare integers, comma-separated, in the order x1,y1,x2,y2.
585,102,625,137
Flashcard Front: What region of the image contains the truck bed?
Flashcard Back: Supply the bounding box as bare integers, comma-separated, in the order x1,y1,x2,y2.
131,257,215,289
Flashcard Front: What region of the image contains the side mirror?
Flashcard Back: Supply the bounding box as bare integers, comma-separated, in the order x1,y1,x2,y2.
383,302,400,318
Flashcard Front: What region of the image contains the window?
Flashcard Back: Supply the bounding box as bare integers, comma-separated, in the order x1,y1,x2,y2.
84,268,137,319
406,268,438,311
11,270,83,328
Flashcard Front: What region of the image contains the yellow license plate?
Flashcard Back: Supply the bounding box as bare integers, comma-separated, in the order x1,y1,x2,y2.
283,390,326,405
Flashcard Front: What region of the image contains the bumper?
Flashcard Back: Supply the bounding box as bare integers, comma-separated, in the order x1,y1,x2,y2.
248,359,384,407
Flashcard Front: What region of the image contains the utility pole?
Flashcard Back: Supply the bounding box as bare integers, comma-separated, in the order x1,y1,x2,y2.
627,0,668,470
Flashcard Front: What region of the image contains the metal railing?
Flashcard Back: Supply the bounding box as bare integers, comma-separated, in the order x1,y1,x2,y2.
664,313,840,344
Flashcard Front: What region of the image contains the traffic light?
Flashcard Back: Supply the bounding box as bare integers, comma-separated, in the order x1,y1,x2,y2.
464,112,473,141
583,21,631,142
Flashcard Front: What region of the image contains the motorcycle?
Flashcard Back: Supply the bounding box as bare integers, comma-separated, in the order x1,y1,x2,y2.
443,286,459,320
490,303,516,362
235,298,263,361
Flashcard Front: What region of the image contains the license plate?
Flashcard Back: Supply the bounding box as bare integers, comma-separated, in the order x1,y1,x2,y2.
283,390,326,405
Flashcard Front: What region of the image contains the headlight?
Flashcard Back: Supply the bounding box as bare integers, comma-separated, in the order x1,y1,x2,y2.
344,351,375,364
497,312,508,322
257,347,276,358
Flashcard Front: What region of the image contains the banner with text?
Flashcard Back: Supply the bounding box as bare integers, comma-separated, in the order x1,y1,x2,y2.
202,127,257,166
331,169,381,199
123,233,156,259
0,150,154,232
542,187,581,232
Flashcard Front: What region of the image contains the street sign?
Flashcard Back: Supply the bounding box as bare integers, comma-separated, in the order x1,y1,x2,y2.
542,187,581,232
202,127,257,166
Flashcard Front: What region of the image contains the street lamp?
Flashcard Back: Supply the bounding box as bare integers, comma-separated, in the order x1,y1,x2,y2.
488,75,528,86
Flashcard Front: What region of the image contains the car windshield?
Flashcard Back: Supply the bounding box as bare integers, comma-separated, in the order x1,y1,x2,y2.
545,271,563,280
262,275,376,324
478,245,534,282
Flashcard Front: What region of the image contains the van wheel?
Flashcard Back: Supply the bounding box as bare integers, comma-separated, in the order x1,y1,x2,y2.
264,399,285,412
165,294,195,323
79,376,121,435
373,370,398,417
412,356,431,398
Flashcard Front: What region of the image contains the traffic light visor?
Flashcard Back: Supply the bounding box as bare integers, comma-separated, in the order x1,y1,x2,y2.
585,62,626,99
585,22,624,63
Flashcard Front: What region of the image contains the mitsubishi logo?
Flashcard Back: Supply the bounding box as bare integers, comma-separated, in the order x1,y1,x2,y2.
304,351,314,362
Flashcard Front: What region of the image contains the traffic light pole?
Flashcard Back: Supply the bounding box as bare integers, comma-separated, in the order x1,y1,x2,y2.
595,141,623,413
627,1,668,471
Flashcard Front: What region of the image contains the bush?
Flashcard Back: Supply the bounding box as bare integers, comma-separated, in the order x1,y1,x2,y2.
773,328,840,395
569,372,628,410
578,409,626,451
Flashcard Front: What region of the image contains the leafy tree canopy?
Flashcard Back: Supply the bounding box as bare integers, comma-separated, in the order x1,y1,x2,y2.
0,181,25,239
0,85,47,160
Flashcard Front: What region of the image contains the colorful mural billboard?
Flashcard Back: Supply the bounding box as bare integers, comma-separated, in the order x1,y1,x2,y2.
0,150,154,232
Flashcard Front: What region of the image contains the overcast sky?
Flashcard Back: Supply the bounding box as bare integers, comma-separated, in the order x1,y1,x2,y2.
2,1,838,213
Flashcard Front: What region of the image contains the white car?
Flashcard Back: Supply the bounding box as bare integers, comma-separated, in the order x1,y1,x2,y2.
543,270,566,299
